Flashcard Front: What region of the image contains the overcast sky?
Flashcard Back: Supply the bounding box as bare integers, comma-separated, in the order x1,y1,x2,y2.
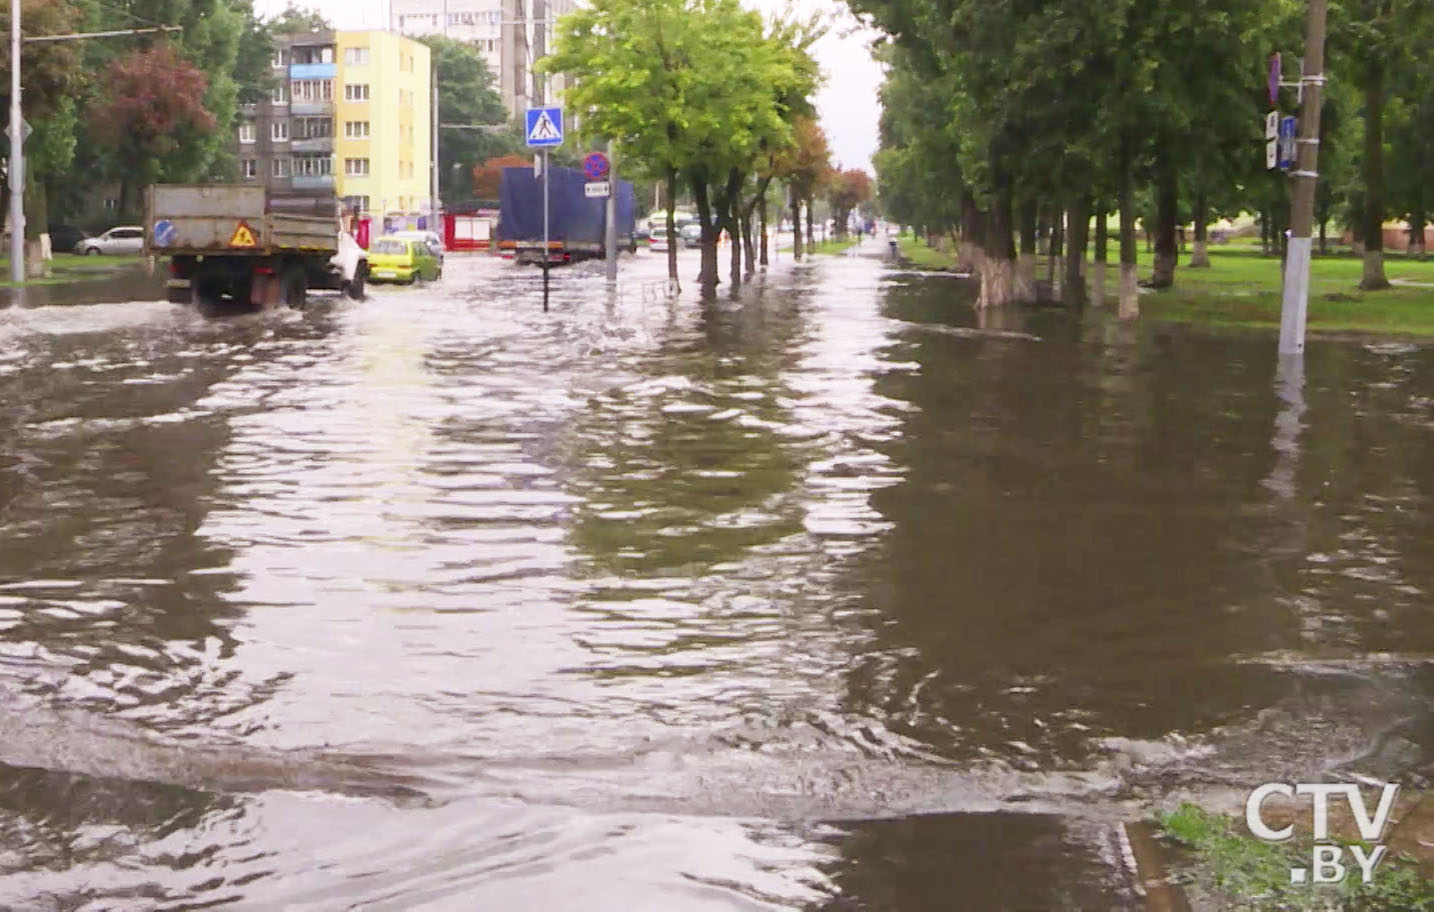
253,0,884,171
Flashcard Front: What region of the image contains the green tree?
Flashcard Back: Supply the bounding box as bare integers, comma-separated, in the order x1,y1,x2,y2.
421,36,510,206
542,0,817,292
1330,0,1428,289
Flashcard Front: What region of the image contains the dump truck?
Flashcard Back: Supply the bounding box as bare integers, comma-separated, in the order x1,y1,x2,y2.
496,165,637,265
145,184,367,309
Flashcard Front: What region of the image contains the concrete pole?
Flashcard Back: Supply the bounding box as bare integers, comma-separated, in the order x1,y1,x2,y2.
10,0,24,283
1278,0,1329,356
430,58,439,233
605,141,617,283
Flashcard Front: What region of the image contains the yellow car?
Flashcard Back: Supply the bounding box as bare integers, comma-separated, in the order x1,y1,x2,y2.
367,235,442,285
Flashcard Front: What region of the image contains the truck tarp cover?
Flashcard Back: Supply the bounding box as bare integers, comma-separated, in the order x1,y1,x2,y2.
497,165,636,248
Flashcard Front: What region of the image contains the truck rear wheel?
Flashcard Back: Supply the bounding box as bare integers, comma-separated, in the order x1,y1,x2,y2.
279,265,307,308
190,265,227,311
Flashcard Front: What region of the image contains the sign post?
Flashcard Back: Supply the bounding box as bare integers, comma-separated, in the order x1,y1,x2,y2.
525,106,564,311
1278,0,1330,356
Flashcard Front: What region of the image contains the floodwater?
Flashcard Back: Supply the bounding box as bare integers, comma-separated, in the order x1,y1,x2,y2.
1,246,1432,909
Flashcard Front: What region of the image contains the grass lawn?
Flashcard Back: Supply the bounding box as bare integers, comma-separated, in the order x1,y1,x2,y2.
1124,246,1434,337
897,234,960,270
0,252,146,287
895,231,1434,336
807,236,859,256
1157,803,1434,911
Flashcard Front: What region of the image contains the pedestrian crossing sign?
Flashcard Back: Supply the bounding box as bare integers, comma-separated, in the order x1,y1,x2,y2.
525,107,564,148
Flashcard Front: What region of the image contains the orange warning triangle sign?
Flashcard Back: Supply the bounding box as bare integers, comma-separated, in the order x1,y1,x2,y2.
229,221,258,248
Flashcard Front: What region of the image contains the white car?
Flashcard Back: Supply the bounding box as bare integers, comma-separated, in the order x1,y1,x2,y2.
77,226,145,255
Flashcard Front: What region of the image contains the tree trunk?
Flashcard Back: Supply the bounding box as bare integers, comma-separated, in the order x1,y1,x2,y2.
1409,206,1426,260
1016,199,1037,301
1361,59,1390,290
728,215,742,288
1092,207,1108,307
977,163,1016,309
726,174,743,289
1260,209,1271,256
692,176,719,292
23,168,47,278
791,192,802,260
664,173,679,288
1063,197,1089,308
1050,209,1065,297
1189,191,1211,268
742,209,755,275
1118,139,1139,319
1149,147,1178,288
759,189,769,267
804,197,814,254
1319,218,1328,255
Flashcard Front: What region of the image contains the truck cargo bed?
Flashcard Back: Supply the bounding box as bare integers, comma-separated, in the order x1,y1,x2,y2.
146,184,338,255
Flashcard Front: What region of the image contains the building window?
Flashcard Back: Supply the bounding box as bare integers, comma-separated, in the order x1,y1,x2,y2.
238,122,255,143
271,120,290,142
345,83,370,102
272,157,291,178
344,158,370,176
271,49,288,67
344,120,370,139
344,47,370,66
292,79,333,102
342,194,371,215
271,83,289,104
294,154,332,177
292,46,334,65
240,158,257,179
294,116,332,139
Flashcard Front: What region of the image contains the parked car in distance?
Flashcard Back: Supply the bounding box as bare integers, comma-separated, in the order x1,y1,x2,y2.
649,229,673,253
679,223,702,248
76,226,145,256
47,224,88,254
390,230,444,265
367,236,442,284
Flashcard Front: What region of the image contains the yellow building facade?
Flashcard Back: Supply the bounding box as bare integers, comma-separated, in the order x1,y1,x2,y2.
334,31,432,223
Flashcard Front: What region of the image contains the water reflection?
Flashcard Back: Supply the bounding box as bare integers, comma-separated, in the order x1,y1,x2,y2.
0,251,1433,907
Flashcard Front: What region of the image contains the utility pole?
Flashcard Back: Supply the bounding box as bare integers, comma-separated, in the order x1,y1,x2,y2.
604,140,617,283
10,0,23,284
430,58,440,235
1278,0,1329,356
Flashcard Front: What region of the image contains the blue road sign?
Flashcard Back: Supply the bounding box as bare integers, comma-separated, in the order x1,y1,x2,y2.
153,219,177,247
1278,115,1297,170
525,107,564,148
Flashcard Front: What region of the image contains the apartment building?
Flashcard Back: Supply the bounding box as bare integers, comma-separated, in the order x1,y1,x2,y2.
390,0,576,119
234,30,432,221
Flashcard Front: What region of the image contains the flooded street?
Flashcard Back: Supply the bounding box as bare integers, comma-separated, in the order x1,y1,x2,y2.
1,248,1433,909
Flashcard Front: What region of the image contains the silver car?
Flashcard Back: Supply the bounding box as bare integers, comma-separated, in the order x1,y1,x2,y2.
77,226,145,256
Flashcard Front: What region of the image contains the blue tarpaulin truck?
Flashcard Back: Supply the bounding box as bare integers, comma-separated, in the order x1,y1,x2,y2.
497,165,637,265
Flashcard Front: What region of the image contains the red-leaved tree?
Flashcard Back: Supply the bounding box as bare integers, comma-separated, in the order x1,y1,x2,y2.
828,169,874,237
92,44,216,221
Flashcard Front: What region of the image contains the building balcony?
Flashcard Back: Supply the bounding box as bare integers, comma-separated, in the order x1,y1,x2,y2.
291,175,336,192
290,62,336,80
291,137,334,154
291,100,334,117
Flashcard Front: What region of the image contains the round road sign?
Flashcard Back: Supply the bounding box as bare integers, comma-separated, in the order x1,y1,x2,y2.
153,219,177,247
583,151,610,182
